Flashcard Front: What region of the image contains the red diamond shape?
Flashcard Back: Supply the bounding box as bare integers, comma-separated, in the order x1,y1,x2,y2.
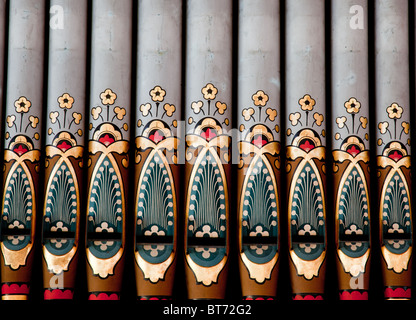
99,134,115,146
389,151,403,161
299,140,315,152
201,128,216,141
13,145,28,156
347,145,360,157
149,130,165,143
57,141,72,152
252,135,267,148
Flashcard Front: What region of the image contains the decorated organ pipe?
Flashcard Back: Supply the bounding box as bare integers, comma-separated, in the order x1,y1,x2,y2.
375,0,412,301
285,0,327,300
1,0,45,300
184,0,232,299
331,0,371,300
134,0,182,300
85,0,132,300
237,0,281,301
42,0,88,300
0,0,5,122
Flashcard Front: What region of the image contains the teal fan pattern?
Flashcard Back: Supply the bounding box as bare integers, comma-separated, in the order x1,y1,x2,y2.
43,161,78,255
338,166,370,257
187,149,227,267
290,162,325,260
87,156,123,259
241,156,278,264
136,151,175,264
381,171,412,254
2,164,33,250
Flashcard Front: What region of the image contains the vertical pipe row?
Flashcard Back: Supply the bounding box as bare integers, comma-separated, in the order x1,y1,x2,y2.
0,0,414,301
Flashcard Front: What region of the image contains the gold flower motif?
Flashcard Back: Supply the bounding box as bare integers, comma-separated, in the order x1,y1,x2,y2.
191,101,203,114
313,113,324,126
114,106,126,120
266,108,277,121
6,115,16,128
360,116,368,129
402,122,410,134
150,86,166,102
100,89,117,105
252,90,269,107
91,106,103,120
73,112,82,125
163,103,176,117
58,93,74,109
215,101,227,115
289,112,301,126
336,116,347,129
140,103,152,117
224,118,230,126
77,129,83,136
172,120,178,128
275,125,279,133
29,116,39,128
50,111,59,124
344,97,361,114
239,124,245,132
14,96,31,113
387,103,403,119
298,94,315,111
378,121,389,134
201,83,218,100
137,119,142,127
242,108,255,121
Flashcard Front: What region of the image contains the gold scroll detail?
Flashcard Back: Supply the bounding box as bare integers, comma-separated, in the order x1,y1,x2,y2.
337,248,370,278
240,252,278,284
381,246,412,273
289,249,326,280
135,251,175,283
43,246,77,274
1,243,33,270
185,254,228,286
86,247,124,279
